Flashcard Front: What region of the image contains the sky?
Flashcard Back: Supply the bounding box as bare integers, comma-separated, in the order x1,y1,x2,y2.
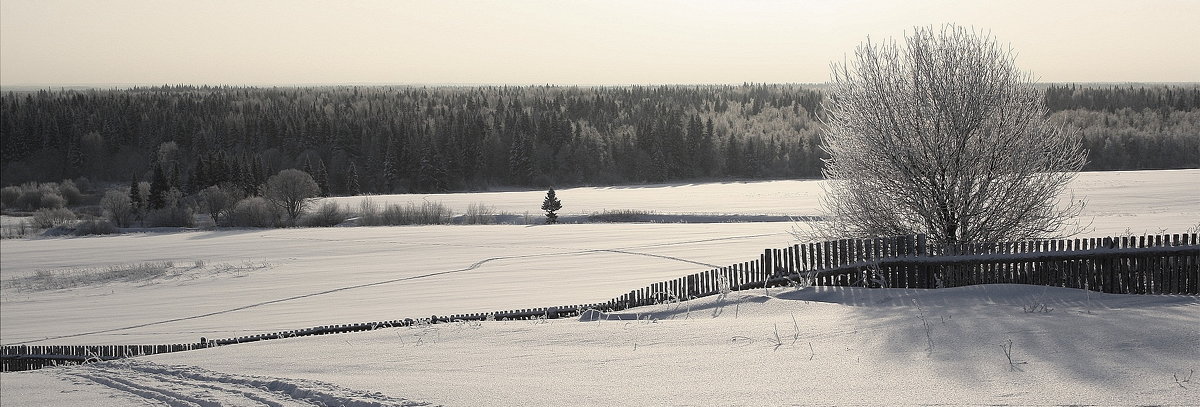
1,0,1197,87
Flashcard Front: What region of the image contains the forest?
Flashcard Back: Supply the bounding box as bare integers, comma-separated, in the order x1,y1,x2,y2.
1,83,1197,196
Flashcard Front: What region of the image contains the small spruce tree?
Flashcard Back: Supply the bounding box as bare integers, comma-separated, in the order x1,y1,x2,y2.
148,164,170,209
128,178,142,211
541,187,562,224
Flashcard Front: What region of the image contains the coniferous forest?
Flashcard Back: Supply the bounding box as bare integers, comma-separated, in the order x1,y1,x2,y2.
1,84,1197,195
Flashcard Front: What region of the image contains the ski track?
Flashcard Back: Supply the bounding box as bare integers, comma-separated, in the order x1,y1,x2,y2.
59,359,427,406
14,232,748,343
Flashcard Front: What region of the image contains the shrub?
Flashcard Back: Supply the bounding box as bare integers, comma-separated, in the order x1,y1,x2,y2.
357,198,382,225
0,186,20,209
12,182,50,210
588,209,652,223
31,207,77,228
100,189,134,227
74,219,117,236
0,218,31,239
146,206,195,227
39,192,66,209
223,197,279,228
58,179,83,206
381,202,452,225
299,200,348,227
357,200,452,226
197,185,238,225
460,202,496,225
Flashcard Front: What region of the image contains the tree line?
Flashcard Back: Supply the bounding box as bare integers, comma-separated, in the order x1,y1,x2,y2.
0,84,1195,195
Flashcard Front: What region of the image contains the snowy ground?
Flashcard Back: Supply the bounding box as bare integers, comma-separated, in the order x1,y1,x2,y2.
4,285,1198,406
1,169,1198,406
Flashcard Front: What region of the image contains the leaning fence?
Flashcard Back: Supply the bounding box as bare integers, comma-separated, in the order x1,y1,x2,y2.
4,233,1196,372
611,233,1199,310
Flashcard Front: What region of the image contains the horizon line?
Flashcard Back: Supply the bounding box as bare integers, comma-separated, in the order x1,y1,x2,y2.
3,81,1198,91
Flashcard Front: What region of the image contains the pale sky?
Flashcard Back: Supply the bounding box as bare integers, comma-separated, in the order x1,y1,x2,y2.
1,0,1197,86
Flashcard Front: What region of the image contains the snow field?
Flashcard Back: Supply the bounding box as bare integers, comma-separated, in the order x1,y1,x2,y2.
0,169,1197,405
127,285,1198,406
1,170,1195,346
0,223,797,345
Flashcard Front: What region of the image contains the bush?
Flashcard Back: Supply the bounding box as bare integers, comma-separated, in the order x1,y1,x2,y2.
39,192,66,209
460,202,496,225
31,207,77,228
11,183,40,210
262,169,320,222
299,200,348,227
223,197,279,228
380,202,452,225
1,218,31,239
74,219,117,236
146,206,195,227
357,198,382,225
587,209,652,223
58,179,83,206
100,189,133,227
4,182,80,211
0,186,20,209
197,185,238,225
355,199,453,226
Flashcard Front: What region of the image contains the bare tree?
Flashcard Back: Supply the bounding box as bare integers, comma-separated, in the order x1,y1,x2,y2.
262,169,321,223
198,185,238,225
818,25,1086,248
100,189,133,227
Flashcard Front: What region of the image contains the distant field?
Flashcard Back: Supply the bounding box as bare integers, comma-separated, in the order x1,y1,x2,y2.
323,169,1199,230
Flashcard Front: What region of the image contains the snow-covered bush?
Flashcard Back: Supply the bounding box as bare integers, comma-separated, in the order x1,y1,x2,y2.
460,203,496,225
7,182,75,211
299,201,348,227
223,197,279,228
100,189,134,227
357,200,452,226
31,207,76,228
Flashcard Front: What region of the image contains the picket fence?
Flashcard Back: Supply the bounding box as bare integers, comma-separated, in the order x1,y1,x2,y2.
4,233,1196,372
0,343,210,372
609,233,1199,310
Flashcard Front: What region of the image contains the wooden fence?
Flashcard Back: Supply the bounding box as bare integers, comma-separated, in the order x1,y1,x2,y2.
1,343,211,372
4,233,1196,372
608,233,1199,309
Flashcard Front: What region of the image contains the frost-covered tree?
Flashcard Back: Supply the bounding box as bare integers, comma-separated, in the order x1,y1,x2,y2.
541,187,562,224
819,25,1086,248
198,185,238,225
263,169,321,223
100,189,133,227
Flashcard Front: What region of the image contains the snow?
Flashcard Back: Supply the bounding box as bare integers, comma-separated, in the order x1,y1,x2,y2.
8,285,1195,406
1,169,1198,405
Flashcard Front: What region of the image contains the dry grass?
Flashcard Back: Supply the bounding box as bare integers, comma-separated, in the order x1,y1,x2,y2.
2,261,177,292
